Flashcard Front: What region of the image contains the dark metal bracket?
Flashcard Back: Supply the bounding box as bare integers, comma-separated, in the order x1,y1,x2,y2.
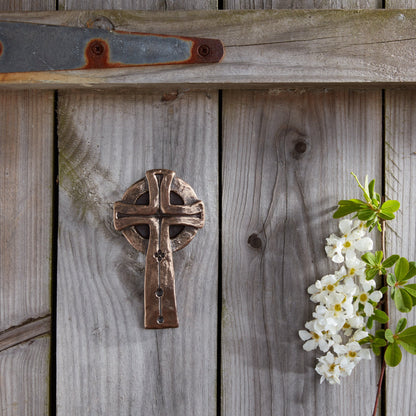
0,21,224,73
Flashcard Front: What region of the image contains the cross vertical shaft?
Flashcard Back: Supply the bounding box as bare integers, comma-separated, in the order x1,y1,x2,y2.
114,169,204,329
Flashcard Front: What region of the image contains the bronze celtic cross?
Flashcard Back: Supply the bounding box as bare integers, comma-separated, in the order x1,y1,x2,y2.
113,169,205,328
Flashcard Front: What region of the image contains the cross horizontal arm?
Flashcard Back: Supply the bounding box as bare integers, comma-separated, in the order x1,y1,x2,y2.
163,216,204,229
1,9,416,88
113,201,158,231
162,200,204,217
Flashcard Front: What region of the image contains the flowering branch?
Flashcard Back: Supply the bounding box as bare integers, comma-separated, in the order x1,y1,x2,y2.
299,173,416,414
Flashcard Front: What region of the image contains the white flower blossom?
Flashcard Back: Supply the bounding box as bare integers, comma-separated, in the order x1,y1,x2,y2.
355,290,383,316
325,219,373,264
301,216,379,384
315,352,343,384
299,320,335,352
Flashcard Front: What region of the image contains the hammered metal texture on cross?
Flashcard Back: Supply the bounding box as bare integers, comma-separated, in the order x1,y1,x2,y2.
113,169,205,329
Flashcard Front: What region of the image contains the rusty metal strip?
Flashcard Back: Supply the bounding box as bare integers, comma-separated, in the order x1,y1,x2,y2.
0,21,224,73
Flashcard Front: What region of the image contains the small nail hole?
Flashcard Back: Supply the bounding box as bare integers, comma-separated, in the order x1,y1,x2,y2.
156,288,163,297
157,316,164,324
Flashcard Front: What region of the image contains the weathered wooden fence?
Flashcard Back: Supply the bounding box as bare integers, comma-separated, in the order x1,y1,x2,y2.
0,0,415,415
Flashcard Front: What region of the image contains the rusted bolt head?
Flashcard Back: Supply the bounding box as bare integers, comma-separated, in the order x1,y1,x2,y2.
90,40,105,56
197,44,211,57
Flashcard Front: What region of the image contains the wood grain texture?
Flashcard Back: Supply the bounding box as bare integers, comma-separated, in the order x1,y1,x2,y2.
224,0,381,8
2,9,416,88
0,90,53,332
0,0,55,11
0,315,50,352
221,89,382,414
384,5,416,416
56,90,218,415
0,5,53,416
384,89,416,415
0,337,50,416
59,0,217,10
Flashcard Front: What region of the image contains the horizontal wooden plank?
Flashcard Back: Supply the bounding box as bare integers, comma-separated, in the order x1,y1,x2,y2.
0,315,50,352
1,9,416,88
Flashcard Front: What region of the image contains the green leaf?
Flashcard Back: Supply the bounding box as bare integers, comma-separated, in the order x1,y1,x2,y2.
381,200,400,213
395,257,410,282
387,273,396,287
396,318,407,334
368,179,375,199
343,198,367,206
382,255,400,269
366,268,379,280
375,329,385,339
385,343,402,367
367,316,374,330
378,211,395,221
397,326,416,345
380,286,388,294
375,251,383,264
385,328,395,343
403,285,416,298
405,262,416,280
358,209,376,221
397,340,416,355
373,338,387,347
393,288,413,313
373,309,389,324
372,344,381,355
333,205,359,219
362,252,377,266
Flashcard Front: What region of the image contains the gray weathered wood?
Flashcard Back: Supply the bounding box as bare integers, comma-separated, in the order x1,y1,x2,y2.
384,88,416,415
221,0,383,412
57,94,218,414
0,337,50,416
2,9,416,88
59,0,217,10
384,4,416,415
0,90,53,331
0,316,51,352
221,89,382,414
225,0,381,8
0,3,54,416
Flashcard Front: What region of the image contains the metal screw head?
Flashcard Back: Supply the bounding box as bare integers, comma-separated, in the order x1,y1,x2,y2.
90,40,105,56
197,44,211,57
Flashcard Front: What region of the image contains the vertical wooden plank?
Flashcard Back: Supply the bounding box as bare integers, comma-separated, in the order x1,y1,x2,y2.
385,4,416,415
56,1,218,415
385,88,416,415
222,89,382,415
0,2,54,415
384,0,416,398
221,3,383,416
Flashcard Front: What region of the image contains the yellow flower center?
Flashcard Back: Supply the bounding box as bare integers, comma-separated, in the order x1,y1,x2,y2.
327,284,335,291
343,323,351,329
360,293,368,303
344,241,352,248
334,304,342,312
329,364,336,372
348,351,357,358
349,268,356,275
